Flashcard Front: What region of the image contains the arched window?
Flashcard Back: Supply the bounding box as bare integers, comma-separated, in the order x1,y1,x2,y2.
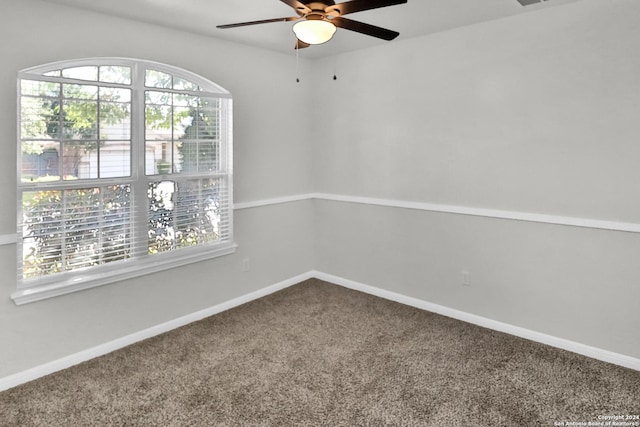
15,58,234,304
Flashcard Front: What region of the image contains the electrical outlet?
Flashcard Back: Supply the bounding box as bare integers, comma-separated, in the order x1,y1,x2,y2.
461,271,470,286
242,258,250,272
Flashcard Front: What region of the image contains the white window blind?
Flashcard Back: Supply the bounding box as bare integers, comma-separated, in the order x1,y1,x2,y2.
15,58,235,304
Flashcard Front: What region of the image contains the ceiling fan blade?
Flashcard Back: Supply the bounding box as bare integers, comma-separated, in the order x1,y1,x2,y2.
280,0,311,13
330,17,400,41
329,0,407,16
295,39,311,50
217,16,298,29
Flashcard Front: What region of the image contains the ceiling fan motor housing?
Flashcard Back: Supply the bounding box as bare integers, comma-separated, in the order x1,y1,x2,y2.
298,2,342,19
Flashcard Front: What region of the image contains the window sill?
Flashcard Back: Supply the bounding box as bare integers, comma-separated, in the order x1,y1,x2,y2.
11,242,238,305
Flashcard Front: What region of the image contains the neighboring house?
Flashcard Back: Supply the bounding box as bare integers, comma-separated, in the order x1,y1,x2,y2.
22,125,179,180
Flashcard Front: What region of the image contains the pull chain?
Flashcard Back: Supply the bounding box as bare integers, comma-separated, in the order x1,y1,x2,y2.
296,40,300,83
332,38,338,81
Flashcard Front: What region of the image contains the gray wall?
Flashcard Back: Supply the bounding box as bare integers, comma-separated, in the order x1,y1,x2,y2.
0,0,315,377
312,0,640,359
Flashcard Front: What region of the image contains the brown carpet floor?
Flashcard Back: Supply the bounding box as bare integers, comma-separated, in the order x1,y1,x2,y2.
1,279,638,426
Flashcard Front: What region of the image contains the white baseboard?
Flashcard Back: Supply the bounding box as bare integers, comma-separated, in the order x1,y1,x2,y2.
1,269,638,393
0,271,315,393
312,271,640,372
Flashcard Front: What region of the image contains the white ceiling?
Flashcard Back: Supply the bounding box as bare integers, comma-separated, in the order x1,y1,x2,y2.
39,0,585,58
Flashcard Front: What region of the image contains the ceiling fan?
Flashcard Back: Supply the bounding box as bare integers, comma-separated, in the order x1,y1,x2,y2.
217,0,408,49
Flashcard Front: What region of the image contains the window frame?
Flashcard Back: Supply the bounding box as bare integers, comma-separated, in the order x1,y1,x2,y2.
13,58,235,305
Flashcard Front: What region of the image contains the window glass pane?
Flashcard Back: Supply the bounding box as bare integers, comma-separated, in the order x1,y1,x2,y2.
21,80,59,97
175,179,222,246
21,142,61,182
145,70,172,89
21,185,132,281
101,185,131,263
100,87,131,103
173,77,199,91
173,105,194,173
145,90,171,105
62,141,97,179
99,141,131,178
148,180,176,254
199,140,219,173
178,139,219,174
147,179,222,254
173,141,185,173
144,147,155,175
175,104,219,174
99,66,131,85
62,66,98,81
63,84,98,100
61,100,98,139
43,70,61,77
200,98,220,110
172,106,191,137
199,99,221,140
198,104,220,139
100,102,131,140
64,188,102,270
22,190,64,280
61,186,132,270
20,97,55,139
146,104,172,140
173,94,198,107
146,140,173,175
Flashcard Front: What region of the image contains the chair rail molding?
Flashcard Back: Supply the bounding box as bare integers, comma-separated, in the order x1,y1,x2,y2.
3,193,638,248
233,193,640,234
0,233,17,246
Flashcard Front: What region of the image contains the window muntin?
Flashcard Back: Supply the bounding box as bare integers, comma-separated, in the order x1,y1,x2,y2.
20,78,132,182
148,178,228,254
145,92,220,175
22,185,132,280
16,59,233,301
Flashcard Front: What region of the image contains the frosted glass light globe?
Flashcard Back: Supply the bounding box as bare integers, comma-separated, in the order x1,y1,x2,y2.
293,20,337,45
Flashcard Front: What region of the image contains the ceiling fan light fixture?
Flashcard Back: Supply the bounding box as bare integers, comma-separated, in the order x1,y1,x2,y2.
292,19,337,45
